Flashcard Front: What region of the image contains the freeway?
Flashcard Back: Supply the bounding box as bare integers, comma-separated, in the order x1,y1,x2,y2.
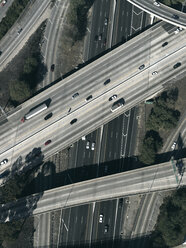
127,0,186,29
0,159,185,223
0,21,186,172
0,0,50,70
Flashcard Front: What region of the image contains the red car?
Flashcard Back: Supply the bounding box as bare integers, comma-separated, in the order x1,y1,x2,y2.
45,140,51,146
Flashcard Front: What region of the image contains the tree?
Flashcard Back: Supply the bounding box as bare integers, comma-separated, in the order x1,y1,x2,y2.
23,57,38,74
9,80,32,103
139,130,163,165
151,189,186,247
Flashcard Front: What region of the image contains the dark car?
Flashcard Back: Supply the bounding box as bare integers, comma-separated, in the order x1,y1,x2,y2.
51,64,55,72
173,62,181,69
17,28,23,35
94,35,98,42
86,95,93,102
45,140,52,146
172,14,179,20
72,92,79,99
162,41,168,47
0,51,2,56
104,79,111,85
119,198,123,208
103,38,107,46
70,118,77,125
0,170,10,179
139,64,145,70
104,224,109,233
44,113,53,120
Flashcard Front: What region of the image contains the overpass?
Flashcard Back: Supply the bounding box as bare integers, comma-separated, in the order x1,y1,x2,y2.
0,21,186,173
0,158,185,223
127,0,186,29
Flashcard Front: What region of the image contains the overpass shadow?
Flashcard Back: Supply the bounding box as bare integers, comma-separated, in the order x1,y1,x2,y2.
34,233,153,248
26,143,186,196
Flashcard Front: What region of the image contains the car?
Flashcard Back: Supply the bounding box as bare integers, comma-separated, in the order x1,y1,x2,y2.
82,136,86,141
173,62,181,69
171,142,176,150
86,95,93,102
17,28,23,35
104,18,108,25
0,169,10,179
152,71,158,75
104,79,111,85
172,14,179,20
94,35,99,41
103,38,107,46
0,159,8,166
45,140,52,146
51,64,55,72
99,214,104,223
70,118,77,125
119,198,123,207
104,165,108,173
86,141,90,149
104,224,109,233
91,142,95,151
1,0,7,6
174,27,183,34
162,41,168,47
139,64,145,70
98,34,102,40
72,92,79,99
0,51,2,56
153,1,160,6
109,95,117,101
44,112,53,120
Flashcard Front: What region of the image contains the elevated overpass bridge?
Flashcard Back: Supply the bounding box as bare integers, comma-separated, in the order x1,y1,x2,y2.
127,0,186,29
0,21,186,174
0,158,185,223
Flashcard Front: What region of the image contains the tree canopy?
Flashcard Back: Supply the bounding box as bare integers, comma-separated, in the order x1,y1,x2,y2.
151,188,186,247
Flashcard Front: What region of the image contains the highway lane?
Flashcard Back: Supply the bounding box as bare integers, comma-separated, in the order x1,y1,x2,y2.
0,0,50,70
127,0,186,28
0,22,185,166
1,46,186,169
0,160,181,223
88,0,112,57
58,204,93,247
43,0,69,86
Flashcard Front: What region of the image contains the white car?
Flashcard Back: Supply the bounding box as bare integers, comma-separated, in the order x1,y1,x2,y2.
99,214,104,223
0,159,8,166
174,27,183,34
86,141,90,149
82,136,86,141
104,18,108,26
91,142,95,151
109,95,117,101
153,1,160,7
171,142,176,150
152,71,158,75
1,0,7,6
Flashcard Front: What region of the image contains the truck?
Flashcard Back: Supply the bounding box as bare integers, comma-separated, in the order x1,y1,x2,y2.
21,103,48,122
